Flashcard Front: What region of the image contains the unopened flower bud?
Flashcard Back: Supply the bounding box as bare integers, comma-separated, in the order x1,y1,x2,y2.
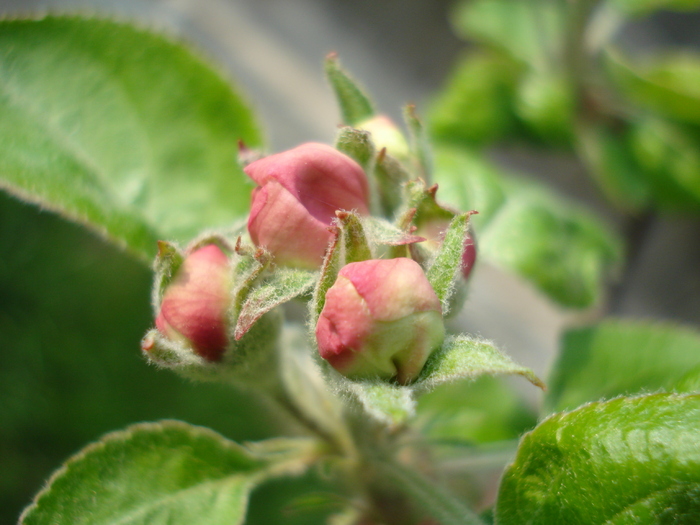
316,258,445,384
245,143,370,269
357,115,410,160
155,244,232,361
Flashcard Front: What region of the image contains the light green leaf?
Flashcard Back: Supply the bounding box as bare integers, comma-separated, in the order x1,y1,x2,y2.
608,50,700,125
428,52,522,146
496,393,700,524
416,335,543,392
20,421,317,525
451,0,565,68
479,178,624,308
324,54,374,126
0,17,261,262
546,319,700,413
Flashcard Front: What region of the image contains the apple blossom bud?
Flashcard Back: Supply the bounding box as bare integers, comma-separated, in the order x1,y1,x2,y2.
316,258,445,384
155,244,232,362
245,143,370,269
357,115,410,160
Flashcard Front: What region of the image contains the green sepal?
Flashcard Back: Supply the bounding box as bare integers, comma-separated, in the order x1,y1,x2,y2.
336,210,373,264
496,393,700,524
399,179,456,231
310,224,343,325
151,240,184,311
335,126,375,172
234,268,317,340
374,148,412,217
403,104,432,180
20,421,321,525
324,53,374,126
326,335,540,427
231,238,272,313
362,215,426,247
426,212,475,316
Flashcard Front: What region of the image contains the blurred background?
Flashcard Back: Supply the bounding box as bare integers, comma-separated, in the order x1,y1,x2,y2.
1,0,699,522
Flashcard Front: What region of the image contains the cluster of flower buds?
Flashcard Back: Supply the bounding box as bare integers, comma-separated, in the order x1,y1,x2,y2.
144,111,477,386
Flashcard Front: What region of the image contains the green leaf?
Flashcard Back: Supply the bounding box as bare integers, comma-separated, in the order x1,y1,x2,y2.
577,122,653,212
546,319,700,413
343,379,416,426
0,17,261,261
415,335,544,392
608,50,700,125
451,0,565,68
234,268,316,339
496,393,700,524
428,52,522,146
432,146,506,228
611,0,700,16
324,54,374,126
417,375,537,445
479,177,624,308
20,421,317,525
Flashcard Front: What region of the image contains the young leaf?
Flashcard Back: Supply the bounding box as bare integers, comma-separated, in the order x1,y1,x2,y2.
343,379,416,427
497,394,700,524
0,17,262,262
20,421,317,525
546,319,700,413
415,335,544,392
234,268,316,340
324,53,374,126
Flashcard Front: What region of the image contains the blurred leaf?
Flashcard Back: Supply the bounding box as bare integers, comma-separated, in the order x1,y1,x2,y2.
451,0,565,68
497,393,700,524
608,50,700,125
433,149,623,308
0,17,261,261
578,122,653,211
417,375,537,445
546,319,700,413
515,70,575,146
21,422,317,525
611,0,700,16
428,52,522,147
432,146,506,228
629,117,700,210
480,178,624,308
343,379,416,426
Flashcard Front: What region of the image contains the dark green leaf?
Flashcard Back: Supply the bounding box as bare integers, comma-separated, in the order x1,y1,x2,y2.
546,319,700,413
21,421,317,525
497,394,700,524
611,0,700,17
0,17,261,261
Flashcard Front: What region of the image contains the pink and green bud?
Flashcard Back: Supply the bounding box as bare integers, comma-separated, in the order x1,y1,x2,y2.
316,258,445,384
154,244,232,362
245,143,370,269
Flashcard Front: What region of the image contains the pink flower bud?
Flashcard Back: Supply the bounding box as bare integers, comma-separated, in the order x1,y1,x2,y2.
155,244,232,362
245,143,370,269
316,258,445,384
